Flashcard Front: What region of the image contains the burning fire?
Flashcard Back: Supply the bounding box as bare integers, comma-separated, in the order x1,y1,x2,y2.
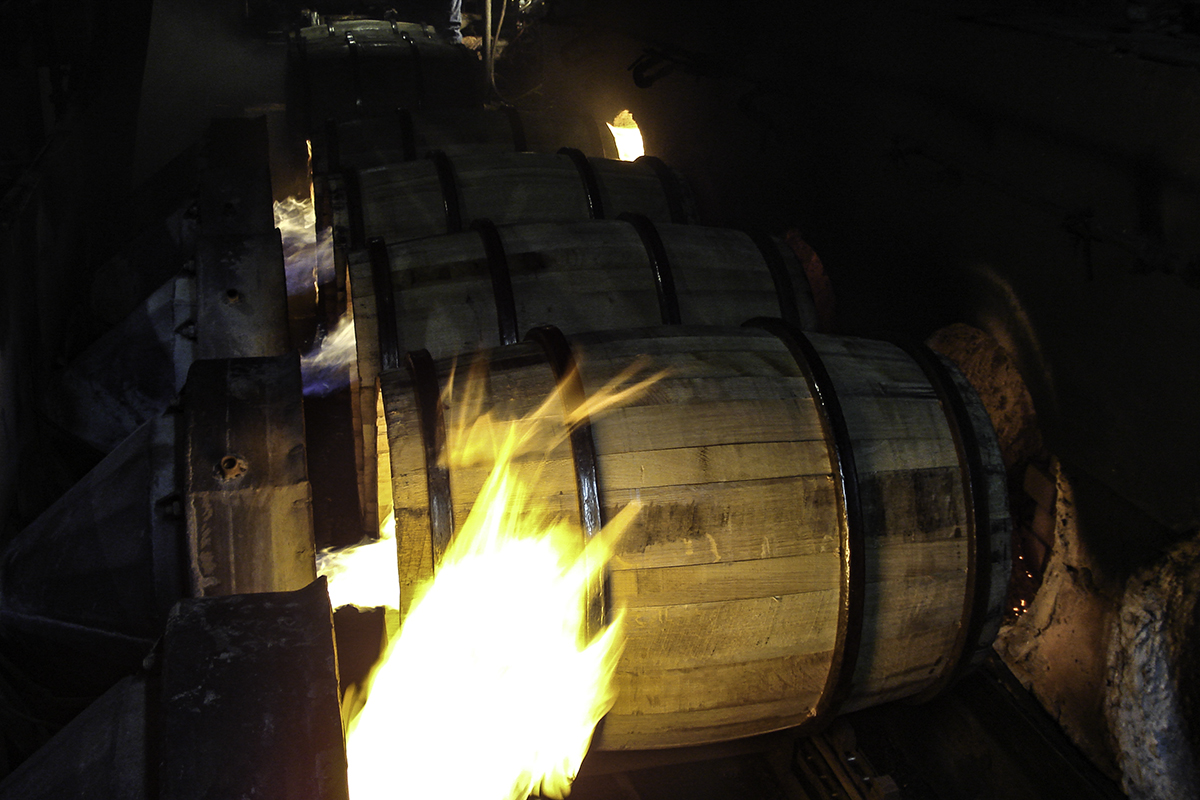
320,358,658,800
606,110,645,161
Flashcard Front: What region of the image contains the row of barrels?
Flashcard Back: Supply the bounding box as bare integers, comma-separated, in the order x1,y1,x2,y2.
296,18,1012,749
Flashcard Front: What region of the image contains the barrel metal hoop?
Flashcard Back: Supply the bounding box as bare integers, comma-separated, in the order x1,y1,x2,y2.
635,155,689,224
898,342,991,701
396,108,418,161
558,147,606,220
471,218,520,345
525,324,609,637
744,317,865,732
426,150,464,233
344,168,367,249
501,105,529,152
619,212,682,325
406,349,454,566
746,229,803,330
397,31,427,110
367,237,403,372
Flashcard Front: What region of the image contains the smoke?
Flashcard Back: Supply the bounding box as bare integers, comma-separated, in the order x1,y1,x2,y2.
275,195,358,395
274,196,335,296
301,314,358,396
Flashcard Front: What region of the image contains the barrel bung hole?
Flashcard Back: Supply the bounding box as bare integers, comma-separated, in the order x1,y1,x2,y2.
218,454,248,481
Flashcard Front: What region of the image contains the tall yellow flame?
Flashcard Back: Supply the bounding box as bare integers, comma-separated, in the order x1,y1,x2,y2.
320,357,660,800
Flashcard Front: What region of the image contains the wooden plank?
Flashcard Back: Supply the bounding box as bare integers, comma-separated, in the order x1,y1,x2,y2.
348,257,381,536
851,437,961,473
579,343,803,384
570,327,784,359
595,694,820,750
864,569,967,640
597,440,834,487
590,399,826,454
606,476,840,570
619,591,840,669
381,372,434,619
844,626,963,712
841,396,950,442
456,152,590,224
590,158,675,222
610,552,841,608
866,537,969,576
610,651,832,716
858,466,969,542
499,220,645,266
584,375,815,410
357,161,447,242
184,356,314,597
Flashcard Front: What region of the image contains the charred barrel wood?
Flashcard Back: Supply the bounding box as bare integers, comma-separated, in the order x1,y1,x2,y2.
378,325,1010,749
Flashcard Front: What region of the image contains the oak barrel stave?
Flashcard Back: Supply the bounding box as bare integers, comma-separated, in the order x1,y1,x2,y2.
333,151,698,248
325,107,617,172
380,326,1010,749
350,223,819,534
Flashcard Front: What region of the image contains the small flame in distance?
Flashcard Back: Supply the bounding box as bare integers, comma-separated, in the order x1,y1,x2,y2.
606,110,644,162
320,358,660,800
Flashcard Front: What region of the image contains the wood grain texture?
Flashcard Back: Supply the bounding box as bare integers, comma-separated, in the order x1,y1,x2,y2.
383,327,1006,748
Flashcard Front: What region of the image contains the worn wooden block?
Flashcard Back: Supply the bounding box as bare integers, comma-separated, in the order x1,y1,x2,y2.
183,354,315,597
159,579,347,800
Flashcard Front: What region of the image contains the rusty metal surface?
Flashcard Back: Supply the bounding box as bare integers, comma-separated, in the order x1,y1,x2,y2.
183,354,314,597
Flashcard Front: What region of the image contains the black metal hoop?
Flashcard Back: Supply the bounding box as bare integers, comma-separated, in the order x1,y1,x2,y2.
619,212,682,325
471,218,520,346
744,317,865,733
559,147,606,220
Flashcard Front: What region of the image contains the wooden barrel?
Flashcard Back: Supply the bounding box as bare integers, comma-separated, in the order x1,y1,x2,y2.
379,325,1010,749
346,219,821,534
329,150,698,249
291,19,485,137
319,106,618,173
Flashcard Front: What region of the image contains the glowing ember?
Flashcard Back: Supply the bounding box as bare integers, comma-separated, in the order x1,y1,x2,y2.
319,359,659,800
606,110,644,161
